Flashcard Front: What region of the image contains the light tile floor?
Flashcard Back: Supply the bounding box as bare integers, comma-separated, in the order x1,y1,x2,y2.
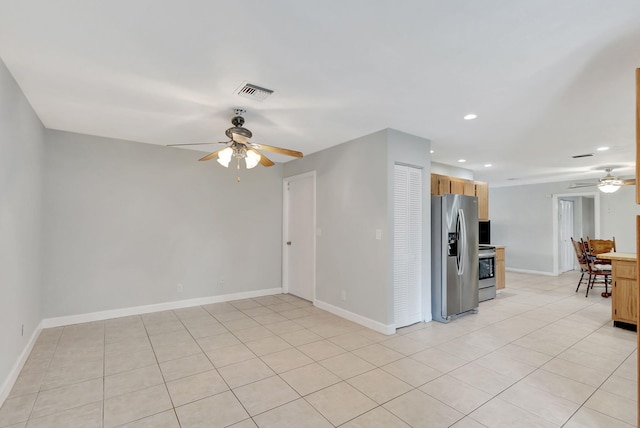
0,271,637,427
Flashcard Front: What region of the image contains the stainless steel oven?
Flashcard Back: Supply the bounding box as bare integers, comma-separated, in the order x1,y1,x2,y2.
479,245,497,301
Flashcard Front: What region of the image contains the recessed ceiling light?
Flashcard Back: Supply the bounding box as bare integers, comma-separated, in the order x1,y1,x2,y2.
597,147,609,151
464,114,477,120
430,150,434,153
458,159,466,163
484,164,492,167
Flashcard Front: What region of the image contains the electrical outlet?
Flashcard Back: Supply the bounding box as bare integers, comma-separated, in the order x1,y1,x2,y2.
177,283,183,292
341,290,347,301
219,276,224,286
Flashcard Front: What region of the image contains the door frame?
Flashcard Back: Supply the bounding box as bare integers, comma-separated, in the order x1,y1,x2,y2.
558,199,575,273
551,192,600,276
282,171,317,301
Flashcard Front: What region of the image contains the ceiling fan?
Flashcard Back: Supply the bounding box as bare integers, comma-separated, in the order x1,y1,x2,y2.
569,168,636,193
167,108,303,169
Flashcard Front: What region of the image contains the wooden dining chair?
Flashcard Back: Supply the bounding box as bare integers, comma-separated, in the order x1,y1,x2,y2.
582,238,612,297
571,237,590,293
587,237,616,256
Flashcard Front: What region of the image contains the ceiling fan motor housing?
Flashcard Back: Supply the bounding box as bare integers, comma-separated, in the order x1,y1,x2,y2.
231,115,245,127
226,115,253,143
225,126,252,142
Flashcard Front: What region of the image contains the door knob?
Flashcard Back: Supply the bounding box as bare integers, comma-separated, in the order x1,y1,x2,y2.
287,241,292,245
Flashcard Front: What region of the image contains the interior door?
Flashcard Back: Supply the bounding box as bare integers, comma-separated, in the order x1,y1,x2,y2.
559,199,575,272
394,164,422,328
284,173,315,301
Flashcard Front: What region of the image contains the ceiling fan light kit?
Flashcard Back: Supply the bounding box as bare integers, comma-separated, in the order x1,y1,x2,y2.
216,147,233,168
215,143,260,169
597,168,625,193
167,108,303,178
568,167,634,193
598,182,621,193
245,149,261,169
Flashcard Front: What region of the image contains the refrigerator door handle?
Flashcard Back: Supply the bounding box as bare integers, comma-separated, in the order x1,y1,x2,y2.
457,208,466,275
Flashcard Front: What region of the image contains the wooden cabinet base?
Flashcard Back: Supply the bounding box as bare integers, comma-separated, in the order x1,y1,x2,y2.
611,258,637,326
495,246,506,290
598,253,638,327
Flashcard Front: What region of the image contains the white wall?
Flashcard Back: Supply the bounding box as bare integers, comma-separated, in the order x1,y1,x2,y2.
490,181,640,273
0,59,45,392
386,130,432,323
431,162,473,180
599,186,638,251
582,197,595,238
283,129,431,327
42,130,284,318
283,131,389,325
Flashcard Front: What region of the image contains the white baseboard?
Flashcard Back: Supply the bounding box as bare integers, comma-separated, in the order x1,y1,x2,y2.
506,267,556,276
1,287,283,407
41,288,283,328
314,299,395,335
0,321,44,406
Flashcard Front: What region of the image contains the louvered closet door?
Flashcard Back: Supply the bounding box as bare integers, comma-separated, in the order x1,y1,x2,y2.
394,164,422,328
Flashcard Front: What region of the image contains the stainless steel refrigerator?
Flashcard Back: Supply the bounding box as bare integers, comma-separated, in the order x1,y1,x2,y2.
431,194,479,323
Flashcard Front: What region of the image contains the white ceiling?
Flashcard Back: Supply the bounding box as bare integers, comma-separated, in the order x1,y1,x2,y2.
1,0,640,186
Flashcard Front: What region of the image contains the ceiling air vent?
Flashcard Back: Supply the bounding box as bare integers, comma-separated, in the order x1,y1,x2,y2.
572,153,594,159
236,82,274,101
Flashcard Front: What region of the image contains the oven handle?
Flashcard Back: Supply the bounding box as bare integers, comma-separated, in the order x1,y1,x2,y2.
479,252,496,259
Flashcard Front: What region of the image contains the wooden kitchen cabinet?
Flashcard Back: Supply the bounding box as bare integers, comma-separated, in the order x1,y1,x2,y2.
475,181,489,220
430,174,438,196
431,173,452,195
496,246,505,290
463,180,476,196
598,252,637,328
614,278,637,324
449,177,466,195
430,174,489,220
437,175,451,195
611,257,637,326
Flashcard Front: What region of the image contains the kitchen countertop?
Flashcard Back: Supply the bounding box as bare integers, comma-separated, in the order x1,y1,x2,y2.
596,252,636,261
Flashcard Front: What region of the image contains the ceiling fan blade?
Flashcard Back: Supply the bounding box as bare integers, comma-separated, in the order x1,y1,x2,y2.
622,179,636,185
250,143,303,158
568,183,597,189
249,149,275,167
167,141,229,147
198,149,224,161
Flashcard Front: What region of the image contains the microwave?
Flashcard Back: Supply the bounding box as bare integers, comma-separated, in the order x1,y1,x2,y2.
479,220,491,245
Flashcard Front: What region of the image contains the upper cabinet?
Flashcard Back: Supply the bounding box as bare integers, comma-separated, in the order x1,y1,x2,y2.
449,177,465,195
431,173,489,220
474,181,489,221
432,174,451,195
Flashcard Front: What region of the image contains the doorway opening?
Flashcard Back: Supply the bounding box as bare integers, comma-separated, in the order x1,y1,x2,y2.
552,192,599,275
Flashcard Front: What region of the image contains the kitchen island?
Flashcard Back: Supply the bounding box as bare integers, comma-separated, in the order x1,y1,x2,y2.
597,252,637,330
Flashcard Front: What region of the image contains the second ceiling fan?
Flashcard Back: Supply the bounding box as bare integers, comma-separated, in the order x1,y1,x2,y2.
168,108,303,169
569,167,636,193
